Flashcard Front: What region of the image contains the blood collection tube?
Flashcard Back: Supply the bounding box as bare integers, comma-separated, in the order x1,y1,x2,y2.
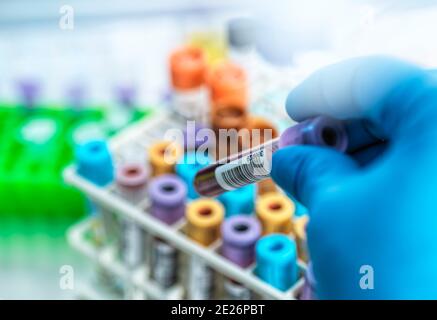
255,234,298,291
183,123,209,152
244,116,279,195
300,262,318,300
170,46,209,122
208,62,248,109
66,83,87,110
76,140,119,293
292,215,309,262
211,101,248,160
148,174,187,288
221,215,261,299
194,116,348,197
227,17,256,60
211,102,248,133
16,79,40,109
256,192,294,235
106,84,137,134
218,184,255,217
115,163,148,270
186,198,224,299
148,141,182,177
76,139,117,243
116,163,149,203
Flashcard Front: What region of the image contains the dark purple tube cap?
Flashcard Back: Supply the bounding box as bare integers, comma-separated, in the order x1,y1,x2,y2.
279,116,348,152
221,215,261,268
148,174,187,225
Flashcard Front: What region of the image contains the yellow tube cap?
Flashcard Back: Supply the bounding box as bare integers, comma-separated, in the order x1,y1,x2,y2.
148,141,182,176
186,198,224,246
256,192,295,235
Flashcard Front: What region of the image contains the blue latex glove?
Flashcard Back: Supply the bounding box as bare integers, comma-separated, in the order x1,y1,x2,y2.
271,56,437,299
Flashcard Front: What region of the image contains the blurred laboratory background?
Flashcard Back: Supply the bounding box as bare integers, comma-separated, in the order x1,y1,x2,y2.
1,0,437,299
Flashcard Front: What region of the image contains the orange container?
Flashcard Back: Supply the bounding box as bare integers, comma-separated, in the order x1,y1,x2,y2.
208,62,248,108
211,102,248,159
211,102,248,132
170,46,207,91
239,115,279,151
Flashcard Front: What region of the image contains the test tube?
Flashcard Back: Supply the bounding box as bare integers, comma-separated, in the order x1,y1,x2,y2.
76,140,117,243
75,140,120,293
256,192,294,235
16,79,40,109
116,163,149,299
148,141,182,177
211,102,248,160
227,17,256,54
106,84,137,134
186,198,224,299
300,262,318,300
115,163,148,269
66,83,87,111
221,215,261,299
292,215,309,262
244,116,279,195
218,184,255,217
255,234,298,291
208,62,248,109
227,17,257,75
194,116,348,197
149,174,187,288
183,123,209,152
169,46,209,122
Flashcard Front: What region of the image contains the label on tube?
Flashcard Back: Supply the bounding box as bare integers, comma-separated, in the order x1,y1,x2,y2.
215,140,278,191
151,239,178,288
188,256,215,299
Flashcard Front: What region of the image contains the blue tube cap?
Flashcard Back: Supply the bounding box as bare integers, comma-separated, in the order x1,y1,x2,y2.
218,184,255,217
76,139,114,186
176,151,210,199
255,234,298,291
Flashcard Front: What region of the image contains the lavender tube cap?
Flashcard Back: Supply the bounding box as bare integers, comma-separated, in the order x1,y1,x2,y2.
183,123,210,150
148,174,187,225
279,116,348,152
115,84,137,107
221,215,261,268
17,79,41,108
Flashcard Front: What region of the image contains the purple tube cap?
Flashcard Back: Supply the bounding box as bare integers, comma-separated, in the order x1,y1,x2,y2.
222,215,261,248
183,124,210,150
148,174,187,207
279,116,348,152
115,84,137,107
16,79,41,106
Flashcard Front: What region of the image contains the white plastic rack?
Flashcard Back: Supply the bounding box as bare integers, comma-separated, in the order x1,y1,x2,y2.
65,109,305,300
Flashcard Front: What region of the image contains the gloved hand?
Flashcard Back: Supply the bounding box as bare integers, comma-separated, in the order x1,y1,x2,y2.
271,56,437,299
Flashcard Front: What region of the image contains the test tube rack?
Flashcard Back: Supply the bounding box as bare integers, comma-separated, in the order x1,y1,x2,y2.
65,109,306,300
